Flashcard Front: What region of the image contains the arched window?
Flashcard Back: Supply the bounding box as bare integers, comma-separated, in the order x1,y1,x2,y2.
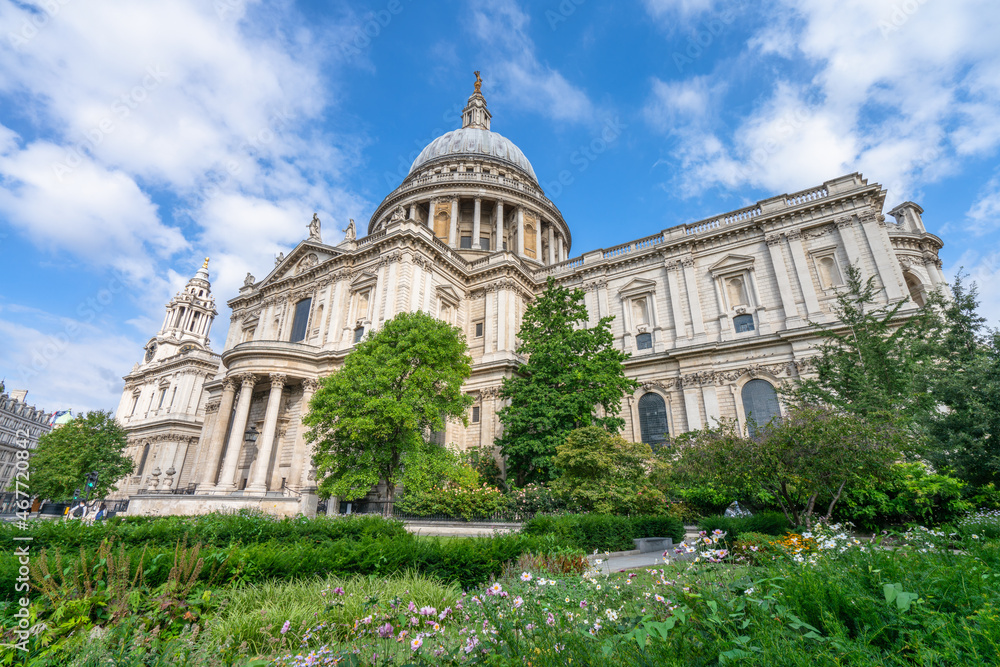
638,393,669,447
741,380,781,436
904,272,925,307
137,443,150,476
289,298,312,342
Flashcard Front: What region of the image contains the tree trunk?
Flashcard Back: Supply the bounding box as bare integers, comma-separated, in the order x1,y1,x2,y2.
384,477,395,518
824,480,847,523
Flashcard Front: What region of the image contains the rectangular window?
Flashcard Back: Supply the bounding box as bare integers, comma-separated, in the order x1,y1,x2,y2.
475,322,484,337
472,406,480,423
169,387,177,408
460,236,473,249
130,395,139,416
636,332,653,350
502,241,508,250
353,327,365,343
289,298,312,342
479,237,490,251
733,314,755,333
157,388,167,408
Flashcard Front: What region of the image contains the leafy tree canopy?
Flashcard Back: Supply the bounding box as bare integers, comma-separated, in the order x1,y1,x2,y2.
26,411,134,501
921,276,1000,485
670,406,910,528
790,264,937,422
551,426,665,515
497,277,639,485
304,311,473,505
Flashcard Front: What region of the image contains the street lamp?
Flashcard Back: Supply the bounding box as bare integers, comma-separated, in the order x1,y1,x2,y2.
244,425,259,446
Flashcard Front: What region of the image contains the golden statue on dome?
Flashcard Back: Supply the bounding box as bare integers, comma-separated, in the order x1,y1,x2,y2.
473,71,482,93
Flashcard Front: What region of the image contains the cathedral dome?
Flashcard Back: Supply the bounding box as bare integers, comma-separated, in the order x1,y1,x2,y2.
408,127,538,184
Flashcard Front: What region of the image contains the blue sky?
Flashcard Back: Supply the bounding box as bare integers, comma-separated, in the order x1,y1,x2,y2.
1,0,999,414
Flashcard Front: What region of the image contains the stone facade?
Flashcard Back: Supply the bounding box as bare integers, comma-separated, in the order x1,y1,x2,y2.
114,80,945,516
0,388,51,493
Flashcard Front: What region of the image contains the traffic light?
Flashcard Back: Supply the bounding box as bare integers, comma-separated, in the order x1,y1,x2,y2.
85,471,99,489
73,488,81,500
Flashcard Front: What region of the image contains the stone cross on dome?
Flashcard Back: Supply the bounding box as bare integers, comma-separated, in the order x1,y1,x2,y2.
462,71,491,131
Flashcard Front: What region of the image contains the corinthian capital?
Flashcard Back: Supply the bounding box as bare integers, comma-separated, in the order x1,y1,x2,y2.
238,372,257,388
269,373,287,389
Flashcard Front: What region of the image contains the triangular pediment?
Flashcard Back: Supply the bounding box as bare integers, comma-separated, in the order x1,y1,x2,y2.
709,253,756,275
436,284,462,304
257,240,341,287
350,271,378,291
618,277,658,297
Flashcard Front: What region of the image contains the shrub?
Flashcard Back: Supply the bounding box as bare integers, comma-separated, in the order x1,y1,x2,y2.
507,483,561,515
523,514,684,552
731,531,784,566
836,462,971,529
698,511,791,545
397,484,509,520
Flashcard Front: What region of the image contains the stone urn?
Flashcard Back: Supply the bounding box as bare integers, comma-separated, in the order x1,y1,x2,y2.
149,466,161,490
163,466,176,490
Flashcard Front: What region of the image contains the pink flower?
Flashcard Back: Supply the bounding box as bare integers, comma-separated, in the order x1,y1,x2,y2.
280,620,291,634
546,612,555,626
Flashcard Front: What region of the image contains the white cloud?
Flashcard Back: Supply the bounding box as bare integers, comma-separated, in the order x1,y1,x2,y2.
643,0,1000,205
469,1,594,124
643,0,717,17
966,176,1000,236
0,306,143,414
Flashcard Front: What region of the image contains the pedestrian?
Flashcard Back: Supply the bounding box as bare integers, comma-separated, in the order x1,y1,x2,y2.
94,502,108,521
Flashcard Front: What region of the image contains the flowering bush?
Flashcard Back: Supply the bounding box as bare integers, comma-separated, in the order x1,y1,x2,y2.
731,531,784,566
507,483,561,515
957,509,1000,539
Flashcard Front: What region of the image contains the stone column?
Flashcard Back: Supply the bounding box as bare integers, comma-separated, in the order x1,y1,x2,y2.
786,231,822,317
449,197,459,247
290,379,319,492
516,207,525,257
245,374,286,494
408,203,416,220
547,225,555,265
484,287,496,354
495,200,504,251
426,198,435,231
535,217,542,262
557,234,564,262
836,216,864,269
681,258,706,337
859,214,905,301
215,373,256,492
472,197,482,248
666,260,687,340
765,234,800,327
199,378,236,488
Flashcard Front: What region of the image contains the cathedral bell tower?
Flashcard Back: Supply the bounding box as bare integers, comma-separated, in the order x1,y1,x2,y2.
144,259,218,364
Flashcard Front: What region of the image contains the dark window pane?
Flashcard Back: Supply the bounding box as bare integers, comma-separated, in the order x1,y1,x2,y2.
636,332,653,350
638,393,668,446
137,443,150,476
475,322,483,337
460,236,473,249
472,406,480,423
353,327,365,343
289,298,312,342
741,379,781,437
479,237,490,250
733,314,755,333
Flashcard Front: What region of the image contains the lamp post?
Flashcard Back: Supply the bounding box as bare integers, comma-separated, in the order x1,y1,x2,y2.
244,425,259,446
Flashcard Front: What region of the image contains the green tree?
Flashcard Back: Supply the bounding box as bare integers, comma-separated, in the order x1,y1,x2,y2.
551,426,665,515
497,277,639,485
922,277,1000,485
791,264,935,422
26,411,134,501
671,406,909,527
304,311,473,510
